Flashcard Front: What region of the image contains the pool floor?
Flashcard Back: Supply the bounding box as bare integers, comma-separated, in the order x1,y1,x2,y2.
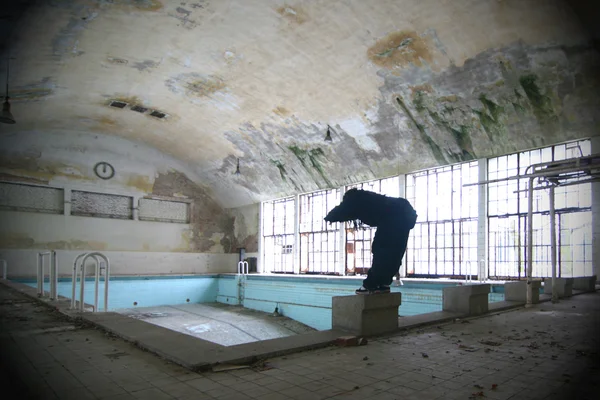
117,302,316,346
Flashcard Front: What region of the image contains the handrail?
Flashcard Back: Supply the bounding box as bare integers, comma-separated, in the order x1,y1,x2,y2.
237,261,249,275
0,259,7,280
71,253,102,310
37,251,57,300
72,252,110,312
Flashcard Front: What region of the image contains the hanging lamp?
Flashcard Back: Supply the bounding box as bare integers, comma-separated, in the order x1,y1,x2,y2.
0,58,15,124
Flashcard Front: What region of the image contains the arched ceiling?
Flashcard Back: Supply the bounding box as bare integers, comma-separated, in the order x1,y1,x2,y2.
1,0,599,208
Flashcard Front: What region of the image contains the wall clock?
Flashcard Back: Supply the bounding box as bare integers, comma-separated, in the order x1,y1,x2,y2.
94,162,115,180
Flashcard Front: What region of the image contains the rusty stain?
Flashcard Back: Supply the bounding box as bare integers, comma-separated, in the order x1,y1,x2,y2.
186,75,225,97
0,173,49,185
107,56,129,65
127,174,154,193
108,0,164,12
0,234,35,249
0,234,108,250
96,116,118,127
367,30,432,69
106,95,143,106
276,5,308,24
273,106,291,117
437,95,459,103
11,87,54,101
409,84,434,94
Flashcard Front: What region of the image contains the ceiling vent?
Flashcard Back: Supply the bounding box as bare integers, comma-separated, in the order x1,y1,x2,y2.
130,105,149,113
149,110,167,119
109,100,127,108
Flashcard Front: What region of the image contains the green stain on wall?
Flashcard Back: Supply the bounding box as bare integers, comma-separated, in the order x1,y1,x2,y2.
288,146,333,187
474,94,506,141
428,110,476,161
519,74,558,124
413,91,428,113
270,159,287,181
395,97,447,165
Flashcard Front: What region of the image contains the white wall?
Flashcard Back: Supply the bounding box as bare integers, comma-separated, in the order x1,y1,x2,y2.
0,249,239,279
0,211,191,252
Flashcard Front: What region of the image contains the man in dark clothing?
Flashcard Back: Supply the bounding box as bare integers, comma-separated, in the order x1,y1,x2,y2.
324,188,417,294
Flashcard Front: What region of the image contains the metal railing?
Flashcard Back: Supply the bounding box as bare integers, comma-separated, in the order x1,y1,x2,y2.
237,261,249,303
71,252,110,312
0,259,7,280
37,251,57,300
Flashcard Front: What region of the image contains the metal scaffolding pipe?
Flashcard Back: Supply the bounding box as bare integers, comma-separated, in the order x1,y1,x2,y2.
526,177,534,306
550,185,558,304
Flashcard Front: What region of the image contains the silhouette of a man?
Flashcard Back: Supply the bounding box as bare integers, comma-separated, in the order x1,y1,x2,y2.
325,188,417,294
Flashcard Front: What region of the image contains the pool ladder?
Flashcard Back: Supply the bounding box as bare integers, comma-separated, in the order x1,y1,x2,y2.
71,252,110,312
37,251,58,300
237,261,249,304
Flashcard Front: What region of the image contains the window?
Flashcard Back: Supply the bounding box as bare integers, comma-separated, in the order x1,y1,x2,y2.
138,198,190,223
405,162,479,277
262,197,295,273
71,191,133,220
299,189,341,275
0,182,64,214
487,139,592,278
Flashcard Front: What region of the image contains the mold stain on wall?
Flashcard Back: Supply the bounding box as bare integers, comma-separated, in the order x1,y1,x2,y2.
165,73,226,98
151,170,239,253
276,5,308,24
0,234,108,251
288,145,333,188
367,31,433,69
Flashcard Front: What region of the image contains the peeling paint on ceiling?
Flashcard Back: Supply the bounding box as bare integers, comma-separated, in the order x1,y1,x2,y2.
0,0,598,209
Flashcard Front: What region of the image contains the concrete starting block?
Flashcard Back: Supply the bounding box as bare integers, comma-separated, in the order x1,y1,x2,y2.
443,284,490,316
504,280,542,303
332,293,401,336
572,276,597,292
543,278,573,297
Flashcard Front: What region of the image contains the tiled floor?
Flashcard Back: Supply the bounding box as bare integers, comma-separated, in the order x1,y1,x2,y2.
1,283,598,400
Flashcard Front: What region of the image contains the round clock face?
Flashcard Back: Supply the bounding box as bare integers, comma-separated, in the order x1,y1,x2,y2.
94,162,115,180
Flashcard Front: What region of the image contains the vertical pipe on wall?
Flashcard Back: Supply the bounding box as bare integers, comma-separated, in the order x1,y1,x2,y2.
338,186,347,276
293,194,300,274
591,136,600,283
477,159,488,282
398,175,407,279
258,202,263,274
526,177,535,306
550,185,558,303
37,254,43,296
51,251,58,300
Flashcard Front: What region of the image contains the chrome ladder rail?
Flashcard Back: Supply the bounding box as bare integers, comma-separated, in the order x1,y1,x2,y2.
237,261,249,304
71,252,110,312
37,251,58,300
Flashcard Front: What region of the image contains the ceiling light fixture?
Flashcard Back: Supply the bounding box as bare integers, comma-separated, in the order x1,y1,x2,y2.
0,57,15,124
324,125,333,142
234,158,241,175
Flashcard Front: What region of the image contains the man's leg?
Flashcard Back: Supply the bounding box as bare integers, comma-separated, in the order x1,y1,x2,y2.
362,229,411,289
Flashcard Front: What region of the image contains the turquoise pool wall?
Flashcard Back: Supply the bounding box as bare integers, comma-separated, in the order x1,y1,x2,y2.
216,276,507,330
18,275,507,331
18,275,219,311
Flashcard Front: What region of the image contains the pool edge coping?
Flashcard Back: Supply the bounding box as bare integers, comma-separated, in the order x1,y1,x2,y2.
1,278,596,373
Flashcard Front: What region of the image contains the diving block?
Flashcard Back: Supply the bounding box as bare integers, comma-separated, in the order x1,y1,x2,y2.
332,293,401,336
504,280,542,303
543,278,573,297
443,284,490,316
572,276,596,292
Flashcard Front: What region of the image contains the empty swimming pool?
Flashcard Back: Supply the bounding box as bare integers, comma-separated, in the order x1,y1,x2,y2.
15,274,507,330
